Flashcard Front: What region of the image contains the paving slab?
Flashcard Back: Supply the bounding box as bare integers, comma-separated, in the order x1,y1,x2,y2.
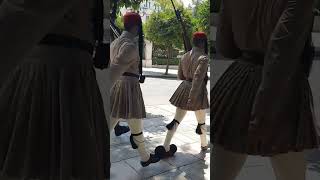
178,160,210,180
125,157,176,179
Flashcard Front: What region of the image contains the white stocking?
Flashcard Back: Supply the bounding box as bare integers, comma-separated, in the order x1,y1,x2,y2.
127,119,150,162
163,108,187,151
195,109,208,147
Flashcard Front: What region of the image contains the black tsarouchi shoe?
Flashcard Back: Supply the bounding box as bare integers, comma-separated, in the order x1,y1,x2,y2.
154,144,177,159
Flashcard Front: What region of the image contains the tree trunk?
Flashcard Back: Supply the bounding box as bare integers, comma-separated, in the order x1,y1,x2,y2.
165,47,170,75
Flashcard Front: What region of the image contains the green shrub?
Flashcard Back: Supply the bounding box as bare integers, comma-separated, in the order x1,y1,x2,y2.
152,57,180,65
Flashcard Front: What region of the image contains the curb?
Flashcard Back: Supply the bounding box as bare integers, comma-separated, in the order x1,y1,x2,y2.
144,74,211,80
144,74,178,80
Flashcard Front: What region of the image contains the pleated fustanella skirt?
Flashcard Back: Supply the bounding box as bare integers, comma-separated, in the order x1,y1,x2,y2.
110,76,146,119
170,80,209,111
211,57,319,156
0,46,109,180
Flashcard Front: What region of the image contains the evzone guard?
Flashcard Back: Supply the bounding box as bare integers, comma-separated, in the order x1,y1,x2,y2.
0,0,108,179
109,12,160,167
155,32,210,158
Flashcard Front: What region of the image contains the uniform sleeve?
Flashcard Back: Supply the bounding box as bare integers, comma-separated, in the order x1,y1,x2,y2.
109,43,138,85
0,0,77,82
216,0,241,59
251,0,314,129
188,55,209,100
178,54,186,80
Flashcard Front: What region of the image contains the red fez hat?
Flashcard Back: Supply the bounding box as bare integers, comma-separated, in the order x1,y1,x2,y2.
193,32,207,40
123,12,142,27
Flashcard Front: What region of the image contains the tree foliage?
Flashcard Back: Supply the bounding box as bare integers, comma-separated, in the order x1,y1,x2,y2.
193,0,210,35
144,1,193,50
111,0,145,10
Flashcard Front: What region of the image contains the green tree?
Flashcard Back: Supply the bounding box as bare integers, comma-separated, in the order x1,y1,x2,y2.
144,3,193,74
110,0,146,23
193,0,210,35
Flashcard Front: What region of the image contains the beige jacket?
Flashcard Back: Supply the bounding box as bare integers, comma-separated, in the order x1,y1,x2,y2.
109,31,139,86
178,47,209,101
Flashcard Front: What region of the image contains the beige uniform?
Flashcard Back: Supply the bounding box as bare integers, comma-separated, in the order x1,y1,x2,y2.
109,31,153,163
211,0,318,155
110,31,146,119
170,47,209,111
0,0,108,179
212,0,318,179
161,47,209,151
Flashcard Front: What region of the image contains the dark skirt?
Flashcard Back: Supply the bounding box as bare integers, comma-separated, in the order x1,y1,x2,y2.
170,80,209,111
110,76,146,119
211,60,319,156
0,49,109,179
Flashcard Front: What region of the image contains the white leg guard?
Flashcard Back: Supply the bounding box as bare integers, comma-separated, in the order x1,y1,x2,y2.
195,110,208,148
127,119,150,162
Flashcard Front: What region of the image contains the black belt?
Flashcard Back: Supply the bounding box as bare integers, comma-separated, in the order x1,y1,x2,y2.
123,72,140,79
240,51,265,66
39,34,94,54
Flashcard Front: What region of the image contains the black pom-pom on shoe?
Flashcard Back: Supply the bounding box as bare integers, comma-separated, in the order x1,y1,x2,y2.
155,144,177,159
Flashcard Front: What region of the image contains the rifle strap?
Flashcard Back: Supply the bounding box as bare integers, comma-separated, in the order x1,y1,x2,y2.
139,45,143,76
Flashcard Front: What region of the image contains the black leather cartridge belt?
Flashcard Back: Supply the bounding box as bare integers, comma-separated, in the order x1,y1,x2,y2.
122,72,140,79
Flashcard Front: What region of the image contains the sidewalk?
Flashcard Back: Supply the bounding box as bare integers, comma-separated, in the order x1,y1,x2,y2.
143,68,211,79
109,65,320,179
110,105,210,180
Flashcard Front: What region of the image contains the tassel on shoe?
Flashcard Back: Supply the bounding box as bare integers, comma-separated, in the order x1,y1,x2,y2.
166,119,180,130
196,123,205,135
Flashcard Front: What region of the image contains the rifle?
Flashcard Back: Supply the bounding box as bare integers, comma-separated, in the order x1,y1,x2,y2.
170,0,209,84
170,0,192,52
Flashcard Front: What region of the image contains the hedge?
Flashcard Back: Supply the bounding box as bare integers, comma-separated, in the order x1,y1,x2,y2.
152,57,180,65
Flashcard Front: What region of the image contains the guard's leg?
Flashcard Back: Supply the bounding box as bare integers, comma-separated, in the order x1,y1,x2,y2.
270,151,306,180
127,119,160,167
212,144,248,180
195,109,208,150
155,108,187,159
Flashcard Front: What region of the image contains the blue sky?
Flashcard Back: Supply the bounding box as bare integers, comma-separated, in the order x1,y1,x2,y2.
181,0,193,7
